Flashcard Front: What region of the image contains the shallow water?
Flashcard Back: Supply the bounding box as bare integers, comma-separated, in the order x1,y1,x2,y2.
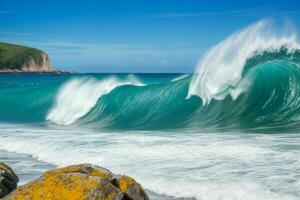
1,124,299,200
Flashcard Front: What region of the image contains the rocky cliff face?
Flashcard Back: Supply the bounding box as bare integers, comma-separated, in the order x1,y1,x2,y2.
0,42,55,72
20,52,53,72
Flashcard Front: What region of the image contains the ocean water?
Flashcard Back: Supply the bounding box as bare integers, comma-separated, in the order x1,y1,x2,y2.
1,20,300,199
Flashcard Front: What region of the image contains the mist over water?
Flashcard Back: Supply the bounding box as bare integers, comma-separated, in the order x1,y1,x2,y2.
1,20,300,199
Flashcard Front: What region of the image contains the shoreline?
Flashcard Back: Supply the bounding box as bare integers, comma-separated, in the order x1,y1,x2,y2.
0,160,150,200
0,70,77,74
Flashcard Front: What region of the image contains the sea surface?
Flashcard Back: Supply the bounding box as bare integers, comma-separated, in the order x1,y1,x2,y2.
1,20,300,199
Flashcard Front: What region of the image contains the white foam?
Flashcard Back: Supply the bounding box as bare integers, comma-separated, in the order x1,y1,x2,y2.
144,178,297,200
170,74,189,82
46,75,143,125
188,20,300,104
0,124,299,200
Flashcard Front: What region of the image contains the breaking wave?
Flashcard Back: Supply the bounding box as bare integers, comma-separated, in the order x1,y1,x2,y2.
2,20,300,132
47,75,144,125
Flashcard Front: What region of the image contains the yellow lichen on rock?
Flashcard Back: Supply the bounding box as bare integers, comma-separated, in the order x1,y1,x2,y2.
45,164,112,179
117,175,136,193
5,173,120,200
4,164,148,200
114,175,149,200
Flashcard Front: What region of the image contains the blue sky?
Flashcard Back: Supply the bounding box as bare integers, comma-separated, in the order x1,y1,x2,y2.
1,0,300,72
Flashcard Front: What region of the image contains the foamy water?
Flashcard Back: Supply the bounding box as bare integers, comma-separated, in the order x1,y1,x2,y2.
188,20,300,104
0,124,299,200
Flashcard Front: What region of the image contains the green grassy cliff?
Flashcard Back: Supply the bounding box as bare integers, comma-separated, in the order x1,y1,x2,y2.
0,42,54,72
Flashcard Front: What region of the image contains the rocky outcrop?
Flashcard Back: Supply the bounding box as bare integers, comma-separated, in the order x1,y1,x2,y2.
4,164,149,200
20,52,53,72
0,162,19,198
0,42,54,72
112,175,149,200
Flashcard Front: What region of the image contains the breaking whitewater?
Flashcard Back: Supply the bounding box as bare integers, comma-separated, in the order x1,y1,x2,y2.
1,20,300,199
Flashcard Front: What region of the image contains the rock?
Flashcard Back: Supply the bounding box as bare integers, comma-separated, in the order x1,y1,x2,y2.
112,175,149,200
0,162,19,198
4,164,148,200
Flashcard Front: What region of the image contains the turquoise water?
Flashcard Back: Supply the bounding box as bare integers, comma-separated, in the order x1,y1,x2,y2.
0,69,300,199
2,54,300,132
1,20,300,199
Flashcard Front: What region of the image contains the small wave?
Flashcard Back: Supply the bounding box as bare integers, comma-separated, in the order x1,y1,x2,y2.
170,74,189,82
46,75,144,125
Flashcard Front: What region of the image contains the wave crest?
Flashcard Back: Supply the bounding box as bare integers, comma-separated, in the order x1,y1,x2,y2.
46,75,143,125
188,20,300,104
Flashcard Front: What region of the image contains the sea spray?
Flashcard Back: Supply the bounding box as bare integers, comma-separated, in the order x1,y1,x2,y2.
188,20,300,104
46,75,144,125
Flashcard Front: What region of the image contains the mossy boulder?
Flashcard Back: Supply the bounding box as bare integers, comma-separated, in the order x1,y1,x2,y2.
4,164,149,200
0,162,19,198
0,42,54,72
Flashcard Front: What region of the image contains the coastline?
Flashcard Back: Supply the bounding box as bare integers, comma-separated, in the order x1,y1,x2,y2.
1,149,153,200
0,149,181,200
0,70,77,74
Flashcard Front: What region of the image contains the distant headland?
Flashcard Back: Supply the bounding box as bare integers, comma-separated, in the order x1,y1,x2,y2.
0,42,74,73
